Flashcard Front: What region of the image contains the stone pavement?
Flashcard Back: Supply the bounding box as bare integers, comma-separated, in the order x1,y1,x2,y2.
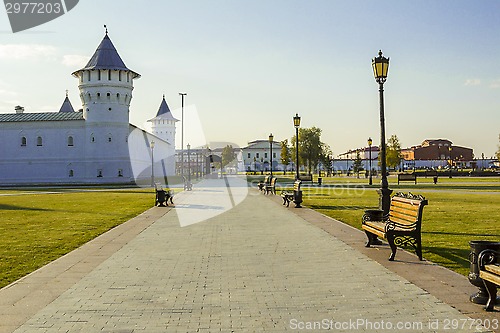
1,177,497,332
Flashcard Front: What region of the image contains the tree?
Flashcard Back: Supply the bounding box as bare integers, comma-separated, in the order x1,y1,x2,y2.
497,134,500,162
386,135,402,170
221,145,236,169
280,139,291,175
291,126,329,174
352,150,364,178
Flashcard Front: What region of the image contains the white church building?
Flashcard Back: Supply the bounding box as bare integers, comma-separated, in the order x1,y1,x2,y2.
0,31,177,185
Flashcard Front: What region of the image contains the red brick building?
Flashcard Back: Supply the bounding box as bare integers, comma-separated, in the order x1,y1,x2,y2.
401,139,473,165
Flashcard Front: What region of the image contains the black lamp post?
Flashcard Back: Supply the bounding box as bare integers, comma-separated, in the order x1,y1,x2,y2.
187,143,191,182
368,137,373,185
293,113,301,180
269,133,274,177
179,92,187,178
150,140,155,187
372,50,393,215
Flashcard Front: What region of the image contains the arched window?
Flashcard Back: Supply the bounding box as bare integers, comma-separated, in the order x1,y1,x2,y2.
107,92,111,100
108,70,111,80
119,71,122,81
21,137,27,146
98,70,101,80
97,92,101,99
68,136,74,146
116,93,120,101
69,170,74,177
37,136,43,146
87,71,91,81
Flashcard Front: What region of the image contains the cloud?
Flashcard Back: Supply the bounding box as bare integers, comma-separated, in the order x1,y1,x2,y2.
0,44,57,60
464,78,481,86
489,79,500,89
62,54,89,68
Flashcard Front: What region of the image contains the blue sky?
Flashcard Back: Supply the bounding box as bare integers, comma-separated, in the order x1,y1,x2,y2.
0,0,499,158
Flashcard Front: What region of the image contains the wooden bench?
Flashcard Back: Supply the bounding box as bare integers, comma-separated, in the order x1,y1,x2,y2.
258,175,270,192
362,192,428,261
155,183,174,207
397,173,417,184
281,180,303,208
299,174,313,182
265,177,277,195
478,249,500,311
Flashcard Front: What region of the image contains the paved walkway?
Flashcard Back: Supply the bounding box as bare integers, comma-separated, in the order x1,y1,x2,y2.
1,177,497,332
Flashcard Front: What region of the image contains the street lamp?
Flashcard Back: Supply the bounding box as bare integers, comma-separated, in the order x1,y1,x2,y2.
269,133,274,177
372,50,392,214
150,140,155,187
368,137,373,185
187,143,191,182
293,113,301,180
179,92,187,178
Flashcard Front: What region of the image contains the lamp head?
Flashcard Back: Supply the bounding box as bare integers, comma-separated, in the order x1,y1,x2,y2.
372,50,389,84
293,113,301,128
269,133,274,143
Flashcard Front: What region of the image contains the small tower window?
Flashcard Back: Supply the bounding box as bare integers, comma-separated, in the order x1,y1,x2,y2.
91,134,95,143
127,72,130,82
97,169,103,177
37,136,43,146
116,93,120,101
97,93,101,99
68,136,74,146
107,92,111,100
21,136,27,146
118,169,123,177
119,71,122,81
108,70,111,80
69,170,74,177
98,70,101,80
87,71,91,81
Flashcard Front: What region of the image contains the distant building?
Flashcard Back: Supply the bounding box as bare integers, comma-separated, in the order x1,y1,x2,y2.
401,139,473,166
241,140,283,172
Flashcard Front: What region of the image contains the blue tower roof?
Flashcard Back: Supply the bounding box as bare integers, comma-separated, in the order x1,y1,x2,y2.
59,93,75,113
72,31,140,78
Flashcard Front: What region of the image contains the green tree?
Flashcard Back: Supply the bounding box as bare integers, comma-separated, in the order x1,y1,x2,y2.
280,139,291,175
497,134,500,162
291,127,329,174
221,145,236,169
353,150,364,178
386,135,402,170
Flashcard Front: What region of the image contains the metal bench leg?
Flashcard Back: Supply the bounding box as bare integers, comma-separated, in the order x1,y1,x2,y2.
483,279,497,311
386,233,397,261
364,231,374,247
415,235,423,261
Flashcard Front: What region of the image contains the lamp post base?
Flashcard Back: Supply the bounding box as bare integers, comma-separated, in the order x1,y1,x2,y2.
377,187,393,215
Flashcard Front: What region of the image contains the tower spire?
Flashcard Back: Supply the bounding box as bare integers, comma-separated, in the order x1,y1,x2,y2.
104,24,108,35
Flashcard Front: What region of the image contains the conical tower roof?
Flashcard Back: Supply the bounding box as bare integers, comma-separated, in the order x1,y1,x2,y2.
72,30,140,78
58,92,75,113
149,95,179,122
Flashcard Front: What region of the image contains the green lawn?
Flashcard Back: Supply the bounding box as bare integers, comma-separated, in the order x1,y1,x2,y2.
0,188,153,288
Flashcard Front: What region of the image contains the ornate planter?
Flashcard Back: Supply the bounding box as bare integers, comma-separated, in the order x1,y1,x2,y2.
468,240,500,305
